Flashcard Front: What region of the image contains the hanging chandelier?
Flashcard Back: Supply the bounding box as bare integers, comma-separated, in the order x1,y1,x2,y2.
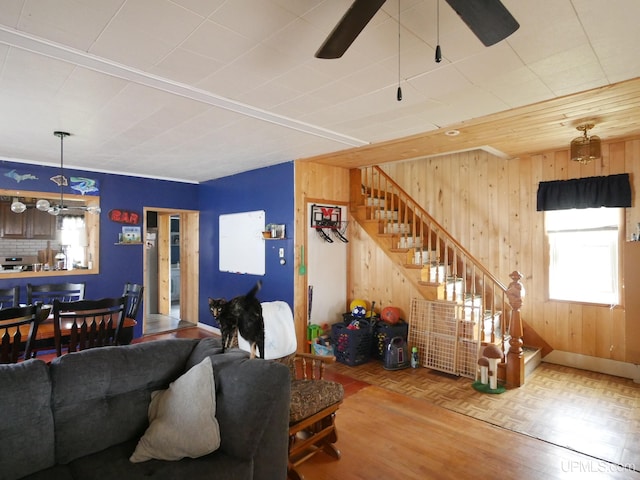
11,131,101,216
570,123,601,164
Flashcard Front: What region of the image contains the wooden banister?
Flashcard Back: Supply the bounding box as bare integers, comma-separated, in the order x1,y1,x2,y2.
353,166,523,380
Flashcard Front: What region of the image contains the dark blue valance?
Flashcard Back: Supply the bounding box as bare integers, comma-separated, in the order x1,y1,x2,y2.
536,173,632,211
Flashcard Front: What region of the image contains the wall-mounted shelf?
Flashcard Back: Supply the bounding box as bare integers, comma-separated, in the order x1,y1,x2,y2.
263,223,285,239
114,242,143,245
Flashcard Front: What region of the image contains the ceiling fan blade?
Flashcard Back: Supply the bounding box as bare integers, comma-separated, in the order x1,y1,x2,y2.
444,0,519,46
315,0,387,59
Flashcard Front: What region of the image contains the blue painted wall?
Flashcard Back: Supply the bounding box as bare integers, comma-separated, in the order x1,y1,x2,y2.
0,159,296,336
0,161,198,339
198,161,295,327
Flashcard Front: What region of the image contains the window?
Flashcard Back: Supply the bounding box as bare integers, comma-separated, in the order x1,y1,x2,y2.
545,207,621,305
60,215,87,268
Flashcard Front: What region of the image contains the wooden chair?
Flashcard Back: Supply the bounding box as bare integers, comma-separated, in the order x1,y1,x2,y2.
27,282,85,304
285,352,343,480
0,286,19,308
52,296,126,357
0,304,42,363
237,301,344,480
122,282,144,320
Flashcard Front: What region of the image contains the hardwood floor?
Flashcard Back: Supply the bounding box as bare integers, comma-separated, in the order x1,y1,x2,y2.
138,327,640,479
142,303,196,336
297,385,640,480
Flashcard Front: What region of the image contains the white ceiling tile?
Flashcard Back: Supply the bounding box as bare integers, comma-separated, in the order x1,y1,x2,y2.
0,48,74,97
17,0,123,51
170,0,226,18
210,0,297,42
0,0,638,181
478,67,554,108
408,64,473,101
151,48,223,85
262,17,325,62
454,42,525,85
179,19,256,64
0,0,25,28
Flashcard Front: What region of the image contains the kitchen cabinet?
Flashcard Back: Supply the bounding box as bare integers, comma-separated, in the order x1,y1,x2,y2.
0,201,57,239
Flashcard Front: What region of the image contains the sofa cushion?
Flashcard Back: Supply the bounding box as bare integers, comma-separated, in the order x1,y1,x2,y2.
18,464,74,480
289,379,344,423
0,359,55,480
50,338,200,464
130,356,220,462
214,359,290,461
70,439,253,480
183,336,223,370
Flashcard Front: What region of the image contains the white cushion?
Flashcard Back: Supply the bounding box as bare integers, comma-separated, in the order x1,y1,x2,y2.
129,357,220,462
238,301,297,359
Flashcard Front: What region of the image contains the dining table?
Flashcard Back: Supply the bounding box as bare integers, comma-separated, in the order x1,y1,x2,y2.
18,307,138,352
35,314,137,342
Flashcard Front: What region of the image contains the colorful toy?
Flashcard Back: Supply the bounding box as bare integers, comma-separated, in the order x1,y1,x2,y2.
381,306,402,325
350,299,367,312
352,304,366,318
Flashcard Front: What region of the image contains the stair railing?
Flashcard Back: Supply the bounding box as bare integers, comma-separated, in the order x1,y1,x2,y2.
354,166,514,357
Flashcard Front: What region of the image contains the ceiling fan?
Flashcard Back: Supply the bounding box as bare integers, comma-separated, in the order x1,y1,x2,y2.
315,0,520,59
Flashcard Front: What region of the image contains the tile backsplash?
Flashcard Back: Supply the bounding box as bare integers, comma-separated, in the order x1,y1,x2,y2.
0,239,62,259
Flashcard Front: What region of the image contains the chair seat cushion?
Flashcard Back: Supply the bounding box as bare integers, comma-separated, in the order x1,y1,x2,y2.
289,379,344,423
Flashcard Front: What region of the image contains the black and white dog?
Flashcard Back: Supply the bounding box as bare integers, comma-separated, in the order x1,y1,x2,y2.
208,281,264,359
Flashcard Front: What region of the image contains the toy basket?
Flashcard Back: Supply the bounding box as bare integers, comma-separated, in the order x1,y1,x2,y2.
371,320,409,360
331,319,372,366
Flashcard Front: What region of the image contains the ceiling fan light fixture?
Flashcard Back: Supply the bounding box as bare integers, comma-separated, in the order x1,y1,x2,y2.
570,123,601,164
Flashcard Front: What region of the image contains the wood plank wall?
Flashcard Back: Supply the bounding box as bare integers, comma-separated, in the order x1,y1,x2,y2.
294,162,350,353
296,135,640,363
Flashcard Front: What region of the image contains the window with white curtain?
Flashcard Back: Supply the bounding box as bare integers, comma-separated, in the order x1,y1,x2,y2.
60,215,87,268
545,207,621,305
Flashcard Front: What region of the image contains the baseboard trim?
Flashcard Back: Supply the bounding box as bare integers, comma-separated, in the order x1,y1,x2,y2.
197,322,219,334
543,350,640,383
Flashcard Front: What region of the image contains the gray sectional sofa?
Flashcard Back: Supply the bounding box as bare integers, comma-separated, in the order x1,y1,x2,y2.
0,338,290,480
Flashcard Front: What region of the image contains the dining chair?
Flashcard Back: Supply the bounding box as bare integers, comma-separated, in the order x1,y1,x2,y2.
0,286,20,308
52,296,126,357
27,282,85,305
122,282,144,320
0,304,42,363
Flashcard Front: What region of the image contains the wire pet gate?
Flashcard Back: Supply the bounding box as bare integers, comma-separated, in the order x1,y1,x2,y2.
408,298,481,378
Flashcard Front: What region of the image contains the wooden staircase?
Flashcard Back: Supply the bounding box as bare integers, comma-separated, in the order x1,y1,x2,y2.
350,166,528,386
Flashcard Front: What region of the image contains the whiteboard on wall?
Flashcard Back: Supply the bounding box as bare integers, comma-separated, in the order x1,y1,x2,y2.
306,203,347,326
219,210,265,275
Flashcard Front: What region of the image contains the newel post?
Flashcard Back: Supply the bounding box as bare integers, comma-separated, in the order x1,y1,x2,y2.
506,271,525,387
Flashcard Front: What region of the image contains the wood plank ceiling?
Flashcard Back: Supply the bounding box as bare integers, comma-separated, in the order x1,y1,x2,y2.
302,77,640,168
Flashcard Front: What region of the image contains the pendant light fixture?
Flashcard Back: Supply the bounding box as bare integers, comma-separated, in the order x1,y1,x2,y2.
570,123,601,164
10,131,101,216
396,0,402,101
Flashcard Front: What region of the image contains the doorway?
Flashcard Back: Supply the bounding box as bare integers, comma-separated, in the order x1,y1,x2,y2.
143,208,199,335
